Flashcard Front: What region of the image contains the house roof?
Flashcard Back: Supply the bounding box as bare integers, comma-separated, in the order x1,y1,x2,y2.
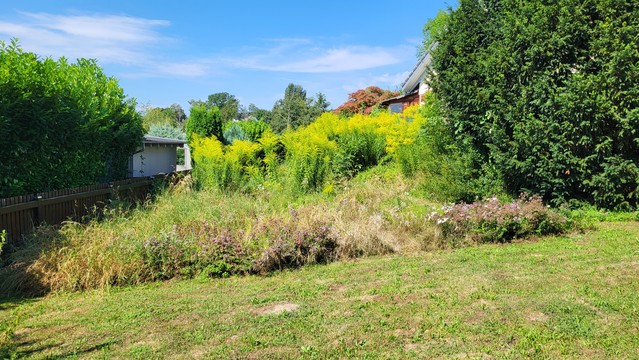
399,42,436,95
143,135,186,145
379,90,419,106
401,49,433,94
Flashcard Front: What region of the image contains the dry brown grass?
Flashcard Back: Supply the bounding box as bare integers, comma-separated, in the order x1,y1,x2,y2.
1,166,440,295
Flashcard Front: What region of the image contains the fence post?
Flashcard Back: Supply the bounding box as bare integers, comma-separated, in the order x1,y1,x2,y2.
35,194,44,225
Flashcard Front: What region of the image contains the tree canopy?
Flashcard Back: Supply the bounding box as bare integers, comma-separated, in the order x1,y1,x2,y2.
418,10,450,58
206,92,240,123
185,103,223,146
141,103,186,130
431,0,639,209
0,40,144,197
335,86,399,117
270,83,330,133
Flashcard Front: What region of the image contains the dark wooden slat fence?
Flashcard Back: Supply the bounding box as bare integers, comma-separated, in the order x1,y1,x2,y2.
0,173,185,246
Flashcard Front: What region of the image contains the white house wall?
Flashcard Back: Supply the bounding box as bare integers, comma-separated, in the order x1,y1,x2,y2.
131,145,177,177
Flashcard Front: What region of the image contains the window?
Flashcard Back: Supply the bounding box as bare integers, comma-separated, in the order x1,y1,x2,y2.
389,103,403,113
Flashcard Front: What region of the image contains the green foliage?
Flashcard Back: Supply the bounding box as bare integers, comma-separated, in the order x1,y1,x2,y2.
0,309,20,359
418,10,450,58
248,104,273,124
239,120,269,142
333,131,386,178
396,94,502,202
0,230,6,259
222,122,248,144
0,40,144,197
185,104,223,148
432,0,639,210
141,104,186,130
270,84,330,133
206,92,239,122
222,120,270,145
148,124,185,140
290,151,332,194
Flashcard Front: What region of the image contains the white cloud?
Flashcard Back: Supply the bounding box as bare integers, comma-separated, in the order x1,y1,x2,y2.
23,12,169,43
342,71,410,92
228,38,409,73
0,11,414,80
0,12,168,65
152,62,209,77
264,47,399,73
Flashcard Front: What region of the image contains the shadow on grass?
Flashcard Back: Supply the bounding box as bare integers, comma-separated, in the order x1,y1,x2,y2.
0,225,64,299
15,339,118,359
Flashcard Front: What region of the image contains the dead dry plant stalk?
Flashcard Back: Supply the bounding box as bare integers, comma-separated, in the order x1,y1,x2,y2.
290,173,437,259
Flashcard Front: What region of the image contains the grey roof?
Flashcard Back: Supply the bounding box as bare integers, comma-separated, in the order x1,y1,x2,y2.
399,42,436,94
143,135,186,145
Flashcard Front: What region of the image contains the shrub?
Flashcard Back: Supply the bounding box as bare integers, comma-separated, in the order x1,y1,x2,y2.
238,120,270,142
222,122,248,144
251,217,337,274
185,104,223,147
148,123,185,140
397,95,501,202
432,0,639,209
333,130,386,178
0,40,144,197
143,230,197,280
429,195,569,245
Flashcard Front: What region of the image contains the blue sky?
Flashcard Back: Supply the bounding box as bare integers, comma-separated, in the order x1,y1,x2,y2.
0,0,455,112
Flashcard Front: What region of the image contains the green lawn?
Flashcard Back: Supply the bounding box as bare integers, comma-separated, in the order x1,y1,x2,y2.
2,222,638,359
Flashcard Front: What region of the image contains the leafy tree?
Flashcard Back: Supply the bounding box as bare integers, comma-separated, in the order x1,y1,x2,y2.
141,105,173,129
335,86,399,116
310,93,331,119
271,84,308,133
248,103,273,124
0,40,144,197
169,103,187,126
418,10,450,58
431,0,639,209
270,84,330,133
207,92,239,122
185,103,223,145
141,103,187,130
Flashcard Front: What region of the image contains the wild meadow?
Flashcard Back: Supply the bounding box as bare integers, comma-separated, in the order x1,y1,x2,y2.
2,90,638,358
0,98,572,297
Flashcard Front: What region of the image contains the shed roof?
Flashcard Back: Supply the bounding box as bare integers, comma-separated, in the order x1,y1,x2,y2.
143,135,186,145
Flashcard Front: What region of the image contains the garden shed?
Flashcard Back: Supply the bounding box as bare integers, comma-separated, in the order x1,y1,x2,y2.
128,135,191,177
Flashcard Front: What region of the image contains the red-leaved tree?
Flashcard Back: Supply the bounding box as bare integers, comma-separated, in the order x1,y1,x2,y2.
335,86,399,116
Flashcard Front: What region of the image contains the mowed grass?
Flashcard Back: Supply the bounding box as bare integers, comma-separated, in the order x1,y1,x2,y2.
1,222,638,359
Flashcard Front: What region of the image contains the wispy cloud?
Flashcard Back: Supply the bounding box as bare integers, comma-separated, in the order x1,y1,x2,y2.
228,38,409,73
342,71,410,92
258,47,400,73
0,12,170,65
0,12,413,79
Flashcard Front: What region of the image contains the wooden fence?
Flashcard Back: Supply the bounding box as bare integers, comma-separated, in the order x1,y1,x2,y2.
0,173,185,247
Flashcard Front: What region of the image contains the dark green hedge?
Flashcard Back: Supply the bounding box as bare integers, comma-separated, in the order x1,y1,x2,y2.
0,40,144,197
432,0,639,210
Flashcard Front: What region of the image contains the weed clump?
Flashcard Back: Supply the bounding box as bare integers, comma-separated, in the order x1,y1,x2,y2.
429,195,569,245
251,217,337,274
